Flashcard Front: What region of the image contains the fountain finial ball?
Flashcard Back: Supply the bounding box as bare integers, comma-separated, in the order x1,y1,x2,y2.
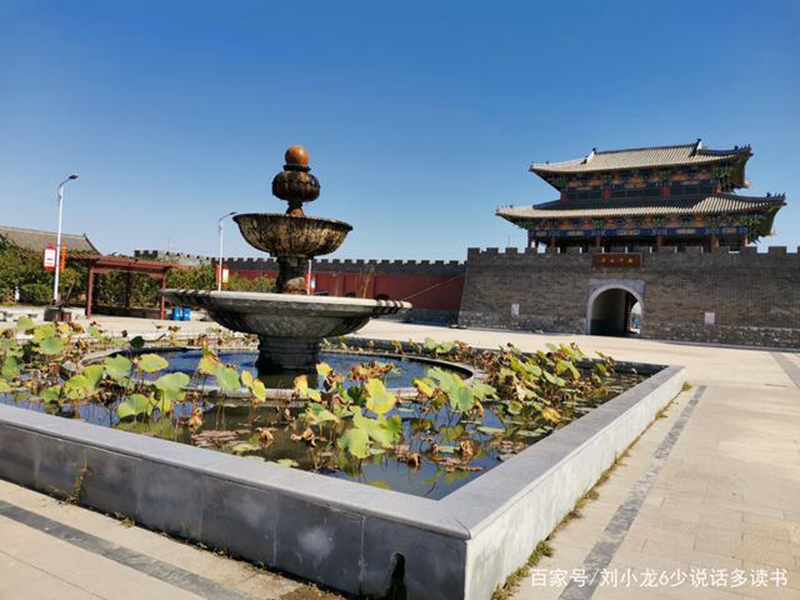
285,145,310,167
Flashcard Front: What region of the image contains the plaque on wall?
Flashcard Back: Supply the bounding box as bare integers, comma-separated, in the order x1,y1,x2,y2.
593,253,642,268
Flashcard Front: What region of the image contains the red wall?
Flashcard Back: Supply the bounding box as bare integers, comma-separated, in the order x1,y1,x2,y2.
231,268,464,311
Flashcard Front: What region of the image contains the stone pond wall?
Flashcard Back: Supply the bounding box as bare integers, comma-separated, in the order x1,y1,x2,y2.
458,246,800,349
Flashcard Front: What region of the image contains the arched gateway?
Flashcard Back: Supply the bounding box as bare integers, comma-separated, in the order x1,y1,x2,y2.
586,281,644,337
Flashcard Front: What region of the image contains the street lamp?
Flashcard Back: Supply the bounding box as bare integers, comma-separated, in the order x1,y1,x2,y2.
217,211,237,291
53,174,79,303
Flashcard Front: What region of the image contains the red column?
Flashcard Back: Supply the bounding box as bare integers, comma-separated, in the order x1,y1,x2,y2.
655,235,662,253
159,272,167,320
86,267,95,318
124,271,132,312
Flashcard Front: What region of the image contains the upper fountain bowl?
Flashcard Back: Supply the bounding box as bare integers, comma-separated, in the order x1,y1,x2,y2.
234,213,353,259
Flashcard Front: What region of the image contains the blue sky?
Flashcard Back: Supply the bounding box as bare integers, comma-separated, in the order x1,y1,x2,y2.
1,0,798,260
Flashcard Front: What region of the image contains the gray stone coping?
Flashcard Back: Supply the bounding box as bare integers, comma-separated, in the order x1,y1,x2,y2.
162,289,412,315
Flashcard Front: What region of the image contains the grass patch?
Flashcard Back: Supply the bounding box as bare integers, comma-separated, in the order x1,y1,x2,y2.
492,541,553,600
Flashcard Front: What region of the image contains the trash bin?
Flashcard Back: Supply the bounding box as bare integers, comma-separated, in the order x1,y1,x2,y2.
171,306,182,321
182,307,192,321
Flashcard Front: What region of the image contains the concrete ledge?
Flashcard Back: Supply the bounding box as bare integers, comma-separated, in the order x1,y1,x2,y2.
0,359,685,599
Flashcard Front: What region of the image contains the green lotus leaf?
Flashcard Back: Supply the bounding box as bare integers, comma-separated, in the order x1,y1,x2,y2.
15,316,35,332
215,367,240,391
338,427,370,459
251,380,267,402
241,370,254,388
507,400,523,415
230,442,259,455
38,336,65,356
476,426,505,436
42,385,62,404
154,371,190,392
383,415,403,437
306,402,338,424
451,385,474,413
64,374,94,399
32,324,56,342
88,325,107,341
117,393,152,419
136,353,169,373
365,378,396,416
2,357,21,379
198,355,221,376
556,360,580,379
352,406,394,447
82,364,105,387
103,355,132,381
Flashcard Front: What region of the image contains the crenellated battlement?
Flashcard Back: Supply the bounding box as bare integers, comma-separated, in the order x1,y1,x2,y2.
220,256,464,275
466,245,800,264
134,250,212,266
133,249,466,274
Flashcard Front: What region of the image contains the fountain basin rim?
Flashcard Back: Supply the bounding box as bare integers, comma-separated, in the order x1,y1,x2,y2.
161,289,412,313
71,344,476,399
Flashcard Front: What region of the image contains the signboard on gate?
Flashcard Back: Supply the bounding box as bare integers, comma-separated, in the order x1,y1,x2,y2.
222,265,229,284
43,244,56,271
593,253,642,268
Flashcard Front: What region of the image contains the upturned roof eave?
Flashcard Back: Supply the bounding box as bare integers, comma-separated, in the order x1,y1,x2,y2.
496,194,786,223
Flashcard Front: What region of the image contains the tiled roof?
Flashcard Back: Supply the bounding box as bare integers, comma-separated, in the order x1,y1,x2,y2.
0,225,99,254
497,193,785,220
531,141,751,175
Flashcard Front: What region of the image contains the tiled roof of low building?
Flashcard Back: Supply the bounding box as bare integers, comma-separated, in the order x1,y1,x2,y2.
531,140,751,175
497,193,785,220
0,225,99,254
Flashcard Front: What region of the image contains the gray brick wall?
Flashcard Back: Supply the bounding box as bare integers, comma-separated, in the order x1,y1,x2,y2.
458,246,800,348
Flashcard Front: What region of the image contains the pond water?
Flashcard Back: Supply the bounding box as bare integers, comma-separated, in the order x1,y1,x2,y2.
0,361,646,499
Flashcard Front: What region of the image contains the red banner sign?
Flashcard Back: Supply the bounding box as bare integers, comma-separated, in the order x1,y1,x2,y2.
43,244,56,271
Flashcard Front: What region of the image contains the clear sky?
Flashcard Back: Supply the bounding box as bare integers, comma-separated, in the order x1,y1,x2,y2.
1,0,798,261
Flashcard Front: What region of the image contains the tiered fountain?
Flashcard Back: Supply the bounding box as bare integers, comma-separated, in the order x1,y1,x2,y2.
162,145,410,373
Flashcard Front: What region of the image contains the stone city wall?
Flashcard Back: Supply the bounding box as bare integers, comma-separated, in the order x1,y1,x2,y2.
458,246,800,348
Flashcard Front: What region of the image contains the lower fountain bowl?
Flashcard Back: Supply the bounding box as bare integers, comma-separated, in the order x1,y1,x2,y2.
160,289,411,372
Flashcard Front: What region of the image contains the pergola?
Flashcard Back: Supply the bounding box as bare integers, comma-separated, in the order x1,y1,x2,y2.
70,255,177,319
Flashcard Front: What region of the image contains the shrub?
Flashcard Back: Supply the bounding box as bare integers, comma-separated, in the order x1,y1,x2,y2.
19,282,52,305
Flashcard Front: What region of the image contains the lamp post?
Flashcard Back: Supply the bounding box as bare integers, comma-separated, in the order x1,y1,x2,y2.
217,211,237,291
53,174,79,303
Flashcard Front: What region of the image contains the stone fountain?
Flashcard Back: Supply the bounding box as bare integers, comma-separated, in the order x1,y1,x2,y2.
162,145,410,373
